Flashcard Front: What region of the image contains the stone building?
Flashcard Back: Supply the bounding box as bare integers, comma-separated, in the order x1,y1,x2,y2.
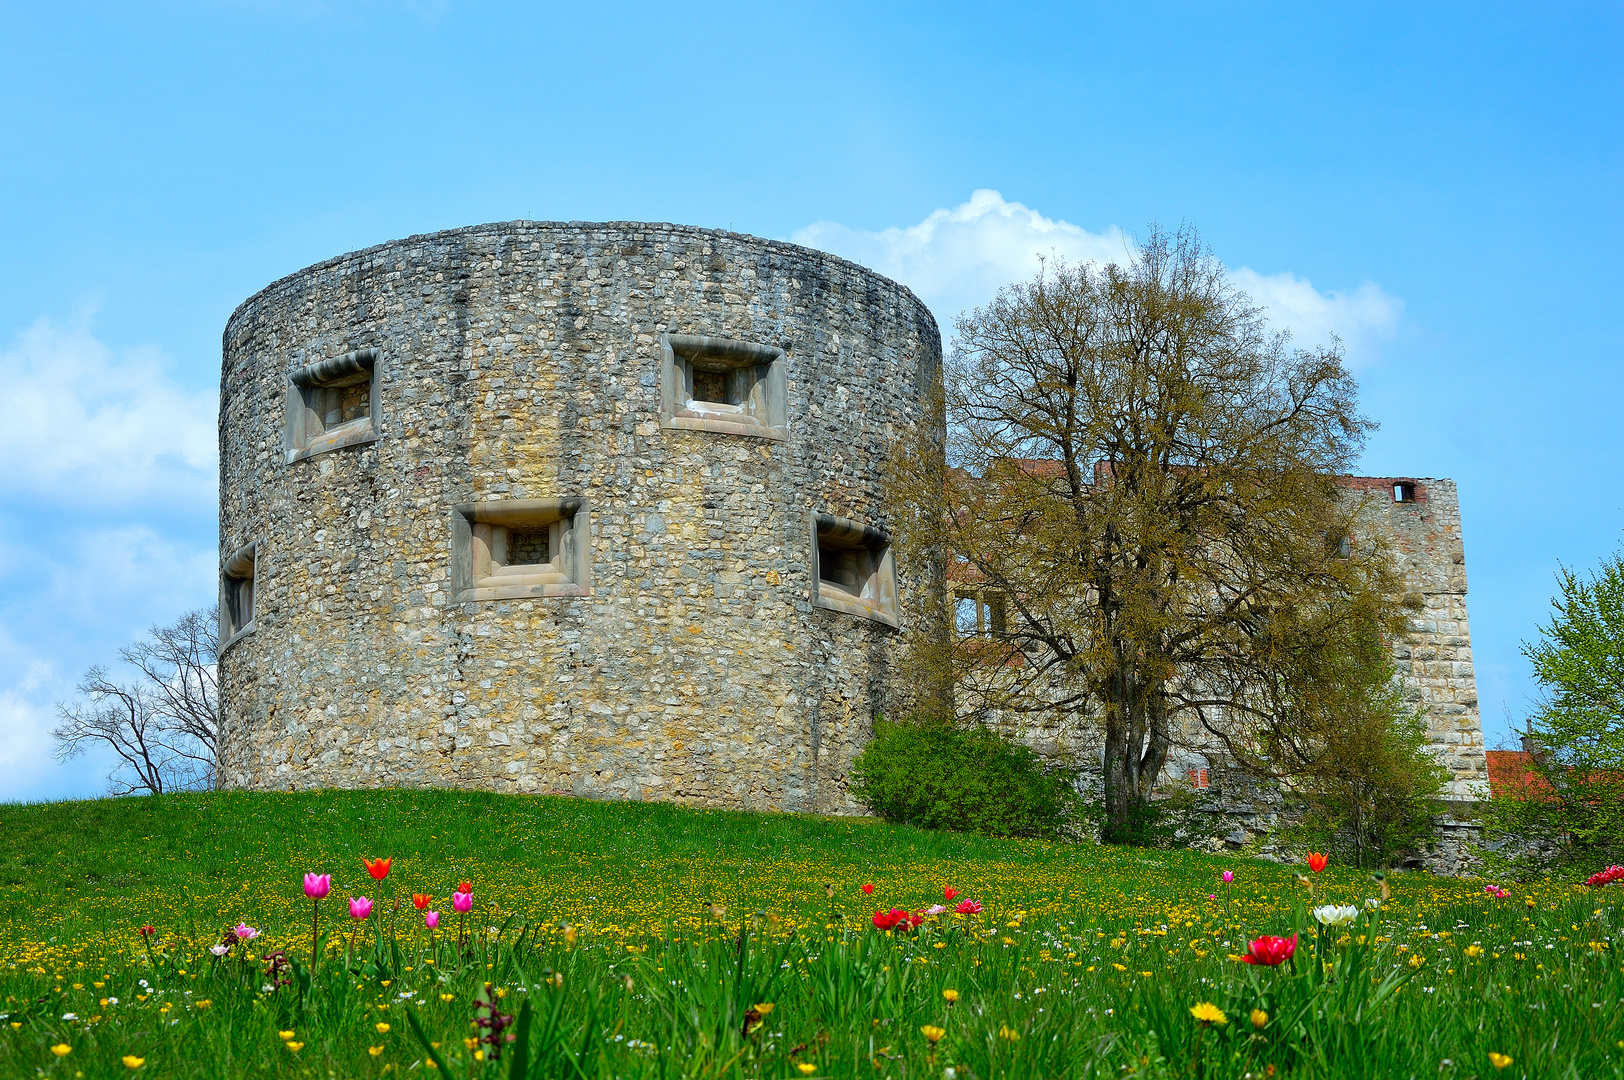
216,221,941,811
216,219,1487,844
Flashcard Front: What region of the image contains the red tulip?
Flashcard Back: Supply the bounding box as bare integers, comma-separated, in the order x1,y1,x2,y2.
412,893,432,910
943,887,958,901
138,925,155,939
363,856,392,880
1306,852,1328,873
458,880,473,894
862,883,874,895
1239,933,1298,966
953,899,983,915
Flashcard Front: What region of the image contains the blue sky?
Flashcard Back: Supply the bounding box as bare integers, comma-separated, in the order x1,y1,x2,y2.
1,1,1619,800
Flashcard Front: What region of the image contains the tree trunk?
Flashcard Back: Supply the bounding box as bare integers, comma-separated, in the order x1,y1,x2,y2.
1101,660,1173,844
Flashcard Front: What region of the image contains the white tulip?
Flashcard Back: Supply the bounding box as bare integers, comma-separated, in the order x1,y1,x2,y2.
1312,904,1359,927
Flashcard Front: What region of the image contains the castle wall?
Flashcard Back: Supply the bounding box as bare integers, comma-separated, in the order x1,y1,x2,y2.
216,221,941,812
1344,477,1487,801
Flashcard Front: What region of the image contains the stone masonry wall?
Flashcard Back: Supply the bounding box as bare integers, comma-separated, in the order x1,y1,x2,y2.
216,221,942,812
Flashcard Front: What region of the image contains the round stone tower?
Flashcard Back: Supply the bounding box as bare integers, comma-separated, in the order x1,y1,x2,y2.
216,221,941,812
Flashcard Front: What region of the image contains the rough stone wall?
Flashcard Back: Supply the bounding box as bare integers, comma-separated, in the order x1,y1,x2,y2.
217,221,941,813
1343,477,1487,801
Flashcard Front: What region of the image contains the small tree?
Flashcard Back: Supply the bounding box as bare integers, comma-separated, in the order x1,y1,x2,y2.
886,226,1412,844
1481,550,1624,874
1288,633,1450,868
52,607,219,795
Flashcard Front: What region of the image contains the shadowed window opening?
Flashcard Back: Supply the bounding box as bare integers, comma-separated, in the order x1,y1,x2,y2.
812,513,899,628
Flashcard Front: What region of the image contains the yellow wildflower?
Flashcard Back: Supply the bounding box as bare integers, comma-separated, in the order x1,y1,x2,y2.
1464,945,1483,958
369,1046,385,1057
998,1025,1020,1042
1250,1009,1267,1030
278,1030,295,1040
51,1045,72,1057
285,1042,304,1052
797,1064,817,1075
754,1003,774,1015
1189,1002,1228,1026
122,1056,145,1069
1489,1052,1513,1069
921,1025,945,1043
376,1022,391,1034
942,989,959,1003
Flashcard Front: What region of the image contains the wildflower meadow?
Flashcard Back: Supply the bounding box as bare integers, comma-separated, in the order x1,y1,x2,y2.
1,789,1621,1078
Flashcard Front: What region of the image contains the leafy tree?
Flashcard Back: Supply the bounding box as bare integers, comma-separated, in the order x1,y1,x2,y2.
1482,550,1624,873
886,226,1411,844
52,607,219,795
1287,632,1450,869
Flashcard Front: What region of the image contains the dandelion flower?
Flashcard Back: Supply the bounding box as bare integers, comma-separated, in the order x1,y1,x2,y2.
369,1046,385,1057
51,1045,71,1057
285,1042,304,1052
1189,1002,1228,1025
376,1022,391,1034
1488,1052,1513,1069
942,989,959,1003
797,1064,817,1075
1250,1009,1267,1029
278,1030,295,1040
122,1056,145,1069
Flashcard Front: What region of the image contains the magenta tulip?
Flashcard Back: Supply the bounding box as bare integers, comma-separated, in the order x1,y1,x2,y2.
1222,871,1234,884
453,890,473,913
425,911,440,929
233,923,261,941
304,872,331,899
349,896,374,920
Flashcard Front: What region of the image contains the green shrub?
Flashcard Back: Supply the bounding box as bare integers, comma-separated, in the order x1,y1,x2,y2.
850,715,1082,839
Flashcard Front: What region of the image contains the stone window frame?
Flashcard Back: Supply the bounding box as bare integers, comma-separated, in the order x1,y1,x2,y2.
658,333,787,442
953,587,1007,638
810,512,899,628
218,541,257,655
286,347,383,463
451,498,592,603
1393,480,1418,503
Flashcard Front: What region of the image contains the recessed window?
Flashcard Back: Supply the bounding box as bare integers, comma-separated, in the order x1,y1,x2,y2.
286,348,381,462
1394,481,1416,503
812,512,898,627
451,498,591,602
659,333,787,442
954,590,1007,637
1188,767,1211,790
219,542,257,653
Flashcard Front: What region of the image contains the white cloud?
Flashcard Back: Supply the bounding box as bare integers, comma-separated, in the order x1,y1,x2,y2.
793,190,1402,366
0,317,218,801
0,316,217,508
1230,268,1402,367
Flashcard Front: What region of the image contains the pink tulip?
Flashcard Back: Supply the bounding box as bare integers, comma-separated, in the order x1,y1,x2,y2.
924,904,947,916
209,944,230,957
233,923,261,941
1221,871,1234,884
304,872,331,899
953,899,982,915
349,896,373,920
453,890,473,913
425,911,440,929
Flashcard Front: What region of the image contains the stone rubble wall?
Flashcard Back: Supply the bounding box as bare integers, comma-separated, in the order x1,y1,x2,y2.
217,221,941,812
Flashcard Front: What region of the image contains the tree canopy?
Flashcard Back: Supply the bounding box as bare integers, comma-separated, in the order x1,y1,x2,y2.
887,226,1414,843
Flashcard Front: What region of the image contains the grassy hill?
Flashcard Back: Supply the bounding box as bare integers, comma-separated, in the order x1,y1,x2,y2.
0,789,1615,1079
